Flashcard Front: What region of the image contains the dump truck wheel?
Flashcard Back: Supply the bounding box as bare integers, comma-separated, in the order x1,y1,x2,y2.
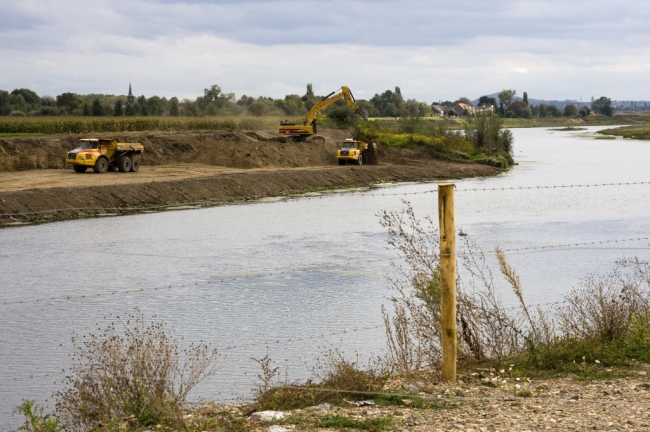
93,157,108,174
357,155,363,165
338,159,346,166
118,155,132,173
73,165,87,173
131,155,140,172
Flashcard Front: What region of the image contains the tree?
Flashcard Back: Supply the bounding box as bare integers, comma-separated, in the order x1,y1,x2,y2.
91,98,104,116
579,106,591,117
0,90,11,115
563,104,578,116
592,96,613,117
137,95,149,116
302,83,315,101
82,102,90,116
522,91,529,107
510,102,524,117
455,97,471,105
113,100,123,116
11,88,40,110
57,92,81,113
478,95,497,106
125,103,135,116
498,89,516,107
538,103,548,117
169,97,179,116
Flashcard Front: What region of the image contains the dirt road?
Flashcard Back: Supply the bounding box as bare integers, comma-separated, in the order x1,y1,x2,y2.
0,129,498,225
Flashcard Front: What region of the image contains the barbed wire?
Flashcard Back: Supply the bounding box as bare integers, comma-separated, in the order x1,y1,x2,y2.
1,237,647,307
2,181,650,220
364,181,650,196
6,324,386,382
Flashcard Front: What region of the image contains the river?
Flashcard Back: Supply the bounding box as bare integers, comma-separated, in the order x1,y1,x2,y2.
1,126,649,426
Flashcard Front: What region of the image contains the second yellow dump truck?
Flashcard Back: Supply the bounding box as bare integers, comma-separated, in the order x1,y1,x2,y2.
66,138,144,173
336,139,368,165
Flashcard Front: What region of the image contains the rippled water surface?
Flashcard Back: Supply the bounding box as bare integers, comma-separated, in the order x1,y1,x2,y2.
1,126,650,426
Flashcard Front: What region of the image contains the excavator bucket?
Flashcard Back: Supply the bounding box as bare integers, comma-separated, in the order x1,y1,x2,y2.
355,108,369,121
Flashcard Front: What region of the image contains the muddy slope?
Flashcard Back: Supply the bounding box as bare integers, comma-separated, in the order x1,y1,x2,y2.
0,162,497,225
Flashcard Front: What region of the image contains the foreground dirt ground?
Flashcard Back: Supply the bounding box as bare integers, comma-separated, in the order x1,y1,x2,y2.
198,369,650,431
0,129,498,225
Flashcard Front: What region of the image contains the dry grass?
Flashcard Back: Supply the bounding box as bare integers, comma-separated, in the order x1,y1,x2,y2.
54,309,219,431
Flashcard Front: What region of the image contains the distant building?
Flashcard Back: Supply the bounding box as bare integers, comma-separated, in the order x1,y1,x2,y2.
431,104,449,117
453,103,474,117
127,82,135,105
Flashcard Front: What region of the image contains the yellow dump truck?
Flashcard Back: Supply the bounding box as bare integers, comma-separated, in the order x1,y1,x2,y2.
66,138,144,173
336,139,368,165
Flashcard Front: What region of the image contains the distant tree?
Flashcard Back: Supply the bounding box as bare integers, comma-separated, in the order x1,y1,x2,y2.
57,92,81,112
147,96,163,116
498,89,516,107
302,83,315,101
563,104,578,116
113,100,123,116
522,91,529,106
137,95,149,116
11,88,41,110
547,105,561,117
521,106,532,118
593,96,613,116
504,110,515,118
8,94,28,112
125,103,135,116
82,102,90,116
455,97,471,105
169,97,179,116
0,90,11,115
447,109,457,117
538,103,548,117
91,98,104,116
578,106,591,117
440,100,453,107
478,95,497,106
510,101,524,117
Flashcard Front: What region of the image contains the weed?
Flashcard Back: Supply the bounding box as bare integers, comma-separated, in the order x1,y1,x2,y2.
517,390,533,398
316,414,392,431
480,381,497,388
54,309,219,430
13,400,65,432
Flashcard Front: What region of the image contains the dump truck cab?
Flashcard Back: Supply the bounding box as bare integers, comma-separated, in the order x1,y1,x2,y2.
337,139,368,165
66,138,144,174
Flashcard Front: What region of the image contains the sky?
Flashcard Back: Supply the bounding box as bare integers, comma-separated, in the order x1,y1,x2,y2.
1,0,649,102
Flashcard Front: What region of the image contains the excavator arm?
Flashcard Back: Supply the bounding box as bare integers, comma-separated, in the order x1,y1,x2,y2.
306,86,369,125
278,85,368,140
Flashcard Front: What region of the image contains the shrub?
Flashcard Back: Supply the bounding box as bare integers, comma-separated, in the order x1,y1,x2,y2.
54,309,219,430
10,110,27,116
14,400,64,432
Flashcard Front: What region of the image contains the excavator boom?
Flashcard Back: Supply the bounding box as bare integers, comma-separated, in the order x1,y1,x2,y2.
279,86,368,140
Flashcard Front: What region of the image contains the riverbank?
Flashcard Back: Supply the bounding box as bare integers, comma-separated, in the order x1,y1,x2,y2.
0,129,498,226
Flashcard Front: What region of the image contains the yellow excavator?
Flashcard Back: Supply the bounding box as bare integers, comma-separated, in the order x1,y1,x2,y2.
278,86,368,141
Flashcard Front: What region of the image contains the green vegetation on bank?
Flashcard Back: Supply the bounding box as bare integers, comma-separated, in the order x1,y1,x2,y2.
598,125,650,140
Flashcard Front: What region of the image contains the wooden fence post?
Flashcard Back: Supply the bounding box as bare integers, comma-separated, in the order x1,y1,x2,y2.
438,182,457,382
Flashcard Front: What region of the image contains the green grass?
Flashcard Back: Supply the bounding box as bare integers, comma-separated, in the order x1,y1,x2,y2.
316,414,392,431
598,125,650,140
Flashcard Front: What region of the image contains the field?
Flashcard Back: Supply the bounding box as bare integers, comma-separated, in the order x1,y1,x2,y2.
0,116,292,135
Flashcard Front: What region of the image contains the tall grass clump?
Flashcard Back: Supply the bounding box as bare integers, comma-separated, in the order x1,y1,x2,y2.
380,202,650,375
463,111,513,155
54,309,219,431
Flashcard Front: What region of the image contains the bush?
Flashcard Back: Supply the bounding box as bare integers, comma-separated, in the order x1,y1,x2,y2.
14,400,64,432
55,309,219,430
10,110,26,116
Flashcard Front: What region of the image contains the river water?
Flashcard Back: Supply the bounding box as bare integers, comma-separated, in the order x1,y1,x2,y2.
1,126,650,426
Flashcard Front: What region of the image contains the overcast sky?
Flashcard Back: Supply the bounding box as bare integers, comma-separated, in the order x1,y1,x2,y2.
1,0,649,102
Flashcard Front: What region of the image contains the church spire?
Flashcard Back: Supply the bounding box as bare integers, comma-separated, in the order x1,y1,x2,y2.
127,81,135,105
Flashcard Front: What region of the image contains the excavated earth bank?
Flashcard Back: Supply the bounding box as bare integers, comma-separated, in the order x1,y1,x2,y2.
0,129,498,225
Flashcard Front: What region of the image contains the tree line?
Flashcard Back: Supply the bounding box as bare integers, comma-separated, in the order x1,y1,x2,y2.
0,84,615,118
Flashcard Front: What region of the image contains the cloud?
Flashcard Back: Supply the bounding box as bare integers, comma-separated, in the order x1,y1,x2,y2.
1,0,649,100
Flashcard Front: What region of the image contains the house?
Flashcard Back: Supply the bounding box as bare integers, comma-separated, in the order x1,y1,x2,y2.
475,104,494,114
452,103,474,117
431,104,449,117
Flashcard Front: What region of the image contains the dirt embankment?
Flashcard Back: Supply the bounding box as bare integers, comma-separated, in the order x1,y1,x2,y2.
0,129,498,225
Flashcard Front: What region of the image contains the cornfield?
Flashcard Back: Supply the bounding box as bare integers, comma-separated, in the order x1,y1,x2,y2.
0,116,287,135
